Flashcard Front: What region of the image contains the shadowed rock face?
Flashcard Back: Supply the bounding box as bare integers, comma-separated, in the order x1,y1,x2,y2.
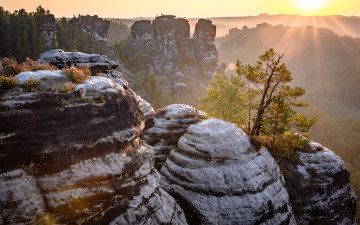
69,15,110,40
280,142,357,225
160,119,296,225
129,16,218,105
142,104,205,170
0,67,187,224
38,49,119,71
36,14,58,48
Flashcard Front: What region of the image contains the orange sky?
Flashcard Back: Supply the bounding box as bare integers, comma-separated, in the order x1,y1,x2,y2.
1,0,360,18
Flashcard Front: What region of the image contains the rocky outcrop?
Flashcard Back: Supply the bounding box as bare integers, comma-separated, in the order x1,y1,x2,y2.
68,15,115,59
0,67,187,224
160,119,296,225
193,19,218,75
36,14,58,48
142,104,205,170
128,16,218,105
280,142,357,225
69,15,110,40
38,49,119,71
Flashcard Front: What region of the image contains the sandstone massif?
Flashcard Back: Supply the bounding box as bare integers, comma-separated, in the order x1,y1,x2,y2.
0,50,357,225
127,15,218,105
36,14,58,48
142,104,205,170
160,119,296,224
0,52,186,224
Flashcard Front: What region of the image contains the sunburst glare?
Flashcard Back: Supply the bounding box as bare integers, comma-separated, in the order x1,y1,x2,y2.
295,0,327,10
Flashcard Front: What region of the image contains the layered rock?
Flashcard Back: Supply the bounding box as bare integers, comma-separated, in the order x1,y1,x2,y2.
0,67,186,224
128,16,218,105
38,49,119,72
36,14,58,48
69,15,110,40
160,119,296,225
193,19,218,75
142,104,205,170
68,15,115,59
280,142,357,224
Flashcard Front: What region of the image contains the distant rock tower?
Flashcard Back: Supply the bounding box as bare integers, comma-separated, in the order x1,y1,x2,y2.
36,14,58,48
129,16,218,105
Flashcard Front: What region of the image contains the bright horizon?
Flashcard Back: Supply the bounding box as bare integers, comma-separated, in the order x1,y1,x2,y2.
1,0,360,18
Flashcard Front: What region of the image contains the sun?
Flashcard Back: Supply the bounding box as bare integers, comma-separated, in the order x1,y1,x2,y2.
295,0,327,11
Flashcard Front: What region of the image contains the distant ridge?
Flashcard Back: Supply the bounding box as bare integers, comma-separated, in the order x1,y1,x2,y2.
108,14,360,37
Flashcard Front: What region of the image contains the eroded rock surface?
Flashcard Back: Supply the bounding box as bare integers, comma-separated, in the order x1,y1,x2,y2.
142,104,205,170
0,69,186,224
160,119,296,225
128,16,218,105
38,49,119,71
36,14,58,48
280,142,357,225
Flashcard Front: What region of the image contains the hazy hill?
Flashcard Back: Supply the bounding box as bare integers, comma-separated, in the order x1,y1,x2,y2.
216,23,360,119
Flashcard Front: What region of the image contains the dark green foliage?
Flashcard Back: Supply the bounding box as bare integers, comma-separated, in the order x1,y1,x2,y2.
111,38,146,73
0,6,48,62
133,73,174,110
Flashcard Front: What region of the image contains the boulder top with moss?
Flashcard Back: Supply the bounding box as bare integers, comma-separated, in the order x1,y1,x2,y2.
0,64,187,224
38,49,119,72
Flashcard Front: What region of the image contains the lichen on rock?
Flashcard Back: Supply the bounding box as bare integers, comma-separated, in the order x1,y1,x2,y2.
160,119,296,225
0,60,187,224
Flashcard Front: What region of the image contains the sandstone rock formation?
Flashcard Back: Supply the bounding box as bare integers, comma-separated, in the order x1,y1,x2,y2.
69,15,110,40
69,15,115,59
36,14,58,48
142,104,205,170
160,119,296,225
280,141,357,225
38,49,119,72
0,68,187,224
129,16,218,105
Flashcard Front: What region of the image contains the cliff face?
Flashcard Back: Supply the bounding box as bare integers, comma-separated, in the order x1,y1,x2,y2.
142,105,357,224
0,51,187,224
160,119,296,224
69,15,110,40
279,142,357,224
36,15,58,48
69,15,115,59
129,15,218,105
142,104,205,170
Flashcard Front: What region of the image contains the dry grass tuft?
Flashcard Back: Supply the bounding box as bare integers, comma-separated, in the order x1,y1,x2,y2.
59,82,75,93
0,75,17,90
61,67,89,83
21,58,57,71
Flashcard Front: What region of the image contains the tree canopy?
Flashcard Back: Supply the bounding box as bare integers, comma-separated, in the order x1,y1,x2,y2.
200,48,316,153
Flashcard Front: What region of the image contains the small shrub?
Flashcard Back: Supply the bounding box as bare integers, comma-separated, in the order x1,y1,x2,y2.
61,67,89,83
315,145,324,151
91,68,102,76
166,116,171,120
59,82,75,93
183,112,197,119
76,65,91,77
94,96,105,103
1,58,22,76
0,75,17,90
21,58,57,71
23,77,41,91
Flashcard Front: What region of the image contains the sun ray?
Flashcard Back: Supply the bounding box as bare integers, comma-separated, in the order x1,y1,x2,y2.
295,0,327,11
